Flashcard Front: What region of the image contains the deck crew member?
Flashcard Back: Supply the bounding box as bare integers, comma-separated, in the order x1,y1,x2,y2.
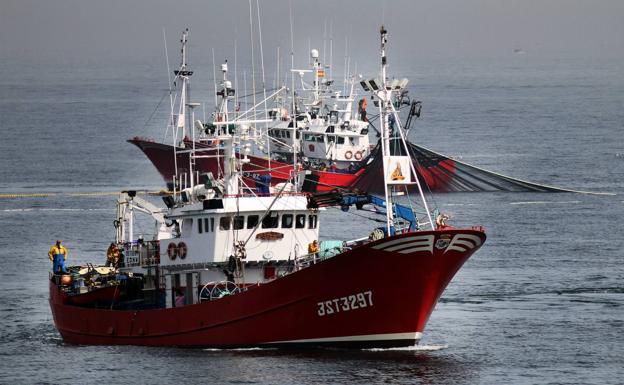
48,240,68,274
308,240,320,262
358,98,368,122
106,243,121,268
308,240,319,254
435,213,449,229
175,288,185,307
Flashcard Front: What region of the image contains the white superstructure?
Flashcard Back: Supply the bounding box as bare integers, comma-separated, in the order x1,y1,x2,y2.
114,37,325,308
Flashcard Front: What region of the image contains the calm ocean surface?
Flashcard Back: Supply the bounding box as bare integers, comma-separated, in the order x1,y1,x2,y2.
0,53,623,384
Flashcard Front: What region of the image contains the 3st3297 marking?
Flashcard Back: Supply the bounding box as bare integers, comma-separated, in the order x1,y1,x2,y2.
317,290,373,317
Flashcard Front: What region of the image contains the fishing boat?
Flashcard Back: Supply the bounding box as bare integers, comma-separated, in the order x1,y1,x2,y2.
129,29,294,191
267,47,372,169
130,29,375,192
49,27,486,348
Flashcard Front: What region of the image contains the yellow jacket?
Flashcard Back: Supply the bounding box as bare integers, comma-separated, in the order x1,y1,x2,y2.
308,242,319,254
48,244,68,261
106,245,120,263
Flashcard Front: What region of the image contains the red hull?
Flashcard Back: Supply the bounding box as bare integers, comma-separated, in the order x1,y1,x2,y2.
312,169,365,192
49,229,485,348
129,138,458,193
128,138,292,189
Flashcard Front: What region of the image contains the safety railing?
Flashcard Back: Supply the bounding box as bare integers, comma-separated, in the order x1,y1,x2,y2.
121,240,160,268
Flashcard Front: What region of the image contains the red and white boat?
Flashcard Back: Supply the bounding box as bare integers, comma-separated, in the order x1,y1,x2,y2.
49,27,485,348
130,29,375,192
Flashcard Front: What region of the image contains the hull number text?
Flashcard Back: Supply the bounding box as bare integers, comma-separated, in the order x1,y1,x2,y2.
317,290,373,317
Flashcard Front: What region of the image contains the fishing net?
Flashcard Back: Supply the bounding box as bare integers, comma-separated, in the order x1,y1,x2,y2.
351,139,569,194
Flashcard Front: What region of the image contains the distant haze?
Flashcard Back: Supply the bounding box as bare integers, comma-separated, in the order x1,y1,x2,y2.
1,0,623,75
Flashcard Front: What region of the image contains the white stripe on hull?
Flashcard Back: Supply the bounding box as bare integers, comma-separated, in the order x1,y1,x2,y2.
384,240,433,252
445,234,482,254
398,246,434,254
372,235,434,253
269,332,423,345
371,236,432,250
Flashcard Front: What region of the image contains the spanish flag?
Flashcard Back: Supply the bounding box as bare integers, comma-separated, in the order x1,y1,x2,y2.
316,69,325,78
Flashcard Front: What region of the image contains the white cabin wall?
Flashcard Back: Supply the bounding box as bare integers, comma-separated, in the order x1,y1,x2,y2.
160,211,319,265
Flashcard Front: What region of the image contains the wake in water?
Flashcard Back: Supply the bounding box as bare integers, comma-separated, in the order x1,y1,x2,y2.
509,200,581,205
203,347,278,352
363,344,448,352
201,345,449,353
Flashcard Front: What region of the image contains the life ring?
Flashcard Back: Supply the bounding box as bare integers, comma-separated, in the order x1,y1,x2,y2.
167,242,178,260
178,242,188,260
344,150,353,160
354,151,363,160
309,144,315,152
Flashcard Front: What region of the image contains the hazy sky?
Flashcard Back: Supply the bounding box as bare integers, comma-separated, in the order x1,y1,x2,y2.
1,0,623,73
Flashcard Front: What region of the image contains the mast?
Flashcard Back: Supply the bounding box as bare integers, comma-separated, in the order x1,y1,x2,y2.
248,0,257,140
289,0,298,185
329,20,333,82
378,26,394,234
377,26,434,232
255,0,271,173
311,49,321,104
172,28,194,195
220,61,239,196
174,29,193,141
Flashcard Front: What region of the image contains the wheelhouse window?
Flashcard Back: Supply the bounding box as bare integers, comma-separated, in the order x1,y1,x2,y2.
282,214,293,228
262,212,279,228
308,215,318,229
305,133,324,143
247,215,259,229
210,217,215,232
233,216,245,230
203,218,210,233
198,218,203,234
295,214,306,229
182,218,193,234
219,216,231,231
337,136,345,145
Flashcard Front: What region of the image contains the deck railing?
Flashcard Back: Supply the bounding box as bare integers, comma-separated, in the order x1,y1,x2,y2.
121,240,160,268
